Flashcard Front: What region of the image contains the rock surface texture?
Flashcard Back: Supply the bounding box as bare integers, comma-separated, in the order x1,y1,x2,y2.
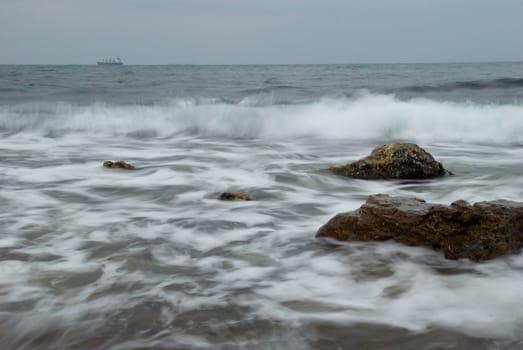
316,194,523,261
325,143,449,179
103,160,135,170
219,192,252,201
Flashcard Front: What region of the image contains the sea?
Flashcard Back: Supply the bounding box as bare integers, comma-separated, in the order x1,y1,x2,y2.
1,63,523,349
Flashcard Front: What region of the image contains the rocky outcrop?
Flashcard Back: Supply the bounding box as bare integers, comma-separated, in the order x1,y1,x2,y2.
219,192,252,201
316,194,523,261
103,160,135,170
324,143,450,179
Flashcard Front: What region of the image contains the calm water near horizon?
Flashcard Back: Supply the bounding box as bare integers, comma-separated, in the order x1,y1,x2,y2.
1,63,523,349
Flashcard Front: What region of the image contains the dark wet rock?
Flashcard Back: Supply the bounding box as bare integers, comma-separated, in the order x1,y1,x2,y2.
219,192,252,201
316,194,523,261
324,143,450,179
103,160,135,170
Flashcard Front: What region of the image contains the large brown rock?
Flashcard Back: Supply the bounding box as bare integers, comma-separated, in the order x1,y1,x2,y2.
324,143,450,179
316,194,523,261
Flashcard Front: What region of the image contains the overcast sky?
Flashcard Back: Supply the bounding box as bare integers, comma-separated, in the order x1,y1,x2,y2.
1,0,523,64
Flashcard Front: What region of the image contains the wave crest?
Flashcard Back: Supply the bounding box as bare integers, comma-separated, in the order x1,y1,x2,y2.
1,94,522,143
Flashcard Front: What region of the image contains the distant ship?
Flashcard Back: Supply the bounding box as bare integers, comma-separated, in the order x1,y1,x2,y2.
97,57,123,66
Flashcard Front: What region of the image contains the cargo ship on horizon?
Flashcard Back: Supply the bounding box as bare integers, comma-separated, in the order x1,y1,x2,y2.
97,57,123,66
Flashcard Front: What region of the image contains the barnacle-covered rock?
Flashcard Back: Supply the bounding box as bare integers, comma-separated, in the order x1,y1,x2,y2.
324,143,450,179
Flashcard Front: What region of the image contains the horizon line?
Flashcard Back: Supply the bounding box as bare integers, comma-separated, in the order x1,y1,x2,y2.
1,60,523,66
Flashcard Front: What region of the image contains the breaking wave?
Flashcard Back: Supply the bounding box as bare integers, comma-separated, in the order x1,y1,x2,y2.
1,94,522,143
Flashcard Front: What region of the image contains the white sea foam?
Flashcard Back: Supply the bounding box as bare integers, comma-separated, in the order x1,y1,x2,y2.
1,99,523,348
255,243,523,338
1,94,522,143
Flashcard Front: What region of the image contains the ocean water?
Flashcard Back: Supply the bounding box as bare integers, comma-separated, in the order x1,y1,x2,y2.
1,63,523,349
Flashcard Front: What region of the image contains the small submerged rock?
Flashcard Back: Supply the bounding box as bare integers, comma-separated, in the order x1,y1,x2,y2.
316,194,523,261
218,192,252,201
324,143,451,179
103,160,135,170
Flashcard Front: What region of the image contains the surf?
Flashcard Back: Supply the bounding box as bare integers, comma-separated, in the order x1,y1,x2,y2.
1,94,522,144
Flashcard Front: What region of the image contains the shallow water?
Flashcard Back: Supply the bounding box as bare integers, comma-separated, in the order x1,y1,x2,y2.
1,63,523,349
